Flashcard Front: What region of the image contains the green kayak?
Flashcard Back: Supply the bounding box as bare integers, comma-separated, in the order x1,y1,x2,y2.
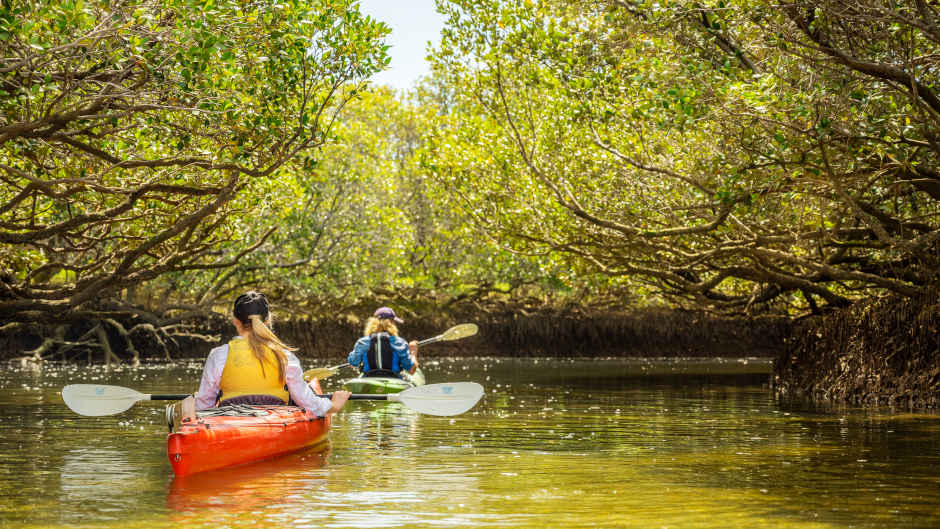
343,368,426,394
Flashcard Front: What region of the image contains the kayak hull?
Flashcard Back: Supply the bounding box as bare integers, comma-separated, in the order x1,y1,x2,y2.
167,379,331,477
167,406,329,477
344,368,426,394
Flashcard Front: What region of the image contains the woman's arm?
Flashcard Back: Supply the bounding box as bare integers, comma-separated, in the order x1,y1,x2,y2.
407,340,418,374
347,337,369,369
285,352,345,416
392,336,418,374
194,344,228,410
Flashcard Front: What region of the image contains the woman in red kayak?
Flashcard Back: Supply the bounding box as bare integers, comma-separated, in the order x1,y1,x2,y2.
194,291,350,415
347,306,419,378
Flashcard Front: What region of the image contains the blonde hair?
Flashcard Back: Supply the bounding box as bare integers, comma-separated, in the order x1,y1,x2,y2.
245,314,296,383
364,317,399,337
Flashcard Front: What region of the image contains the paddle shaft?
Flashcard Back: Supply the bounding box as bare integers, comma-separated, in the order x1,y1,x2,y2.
319,393,395,401
417,336,440,346
148,393,391,402
62,381,481,416
150,394,191,401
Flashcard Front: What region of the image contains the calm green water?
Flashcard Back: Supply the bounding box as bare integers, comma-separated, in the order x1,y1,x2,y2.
1,357,938,528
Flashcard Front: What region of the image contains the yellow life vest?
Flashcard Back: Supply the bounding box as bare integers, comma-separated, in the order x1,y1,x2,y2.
219,338,289,405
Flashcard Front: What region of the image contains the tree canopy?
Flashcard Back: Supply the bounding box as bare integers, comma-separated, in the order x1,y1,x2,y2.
2,0,938,362
427,0,939,314
0,0,389,358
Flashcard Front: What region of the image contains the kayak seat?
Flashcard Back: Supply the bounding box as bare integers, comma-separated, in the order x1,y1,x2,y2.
363,369,401,379
197,404,302,418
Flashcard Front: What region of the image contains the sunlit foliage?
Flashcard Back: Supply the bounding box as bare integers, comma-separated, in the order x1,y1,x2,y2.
0,0,388,357
428,0,939,314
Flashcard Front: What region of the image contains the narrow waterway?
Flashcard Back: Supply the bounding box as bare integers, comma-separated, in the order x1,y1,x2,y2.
1,357,938,528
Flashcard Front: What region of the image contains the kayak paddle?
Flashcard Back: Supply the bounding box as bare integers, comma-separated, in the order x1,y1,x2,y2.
302,322,479,381
325,382,484,416
61,384,189,417
416,323,478,346
62,381,484,417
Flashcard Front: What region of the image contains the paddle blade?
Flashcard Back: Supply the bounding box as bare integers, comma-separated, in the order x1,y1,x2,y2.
440,323,478,341
61,384,147,416
302,367,338,382
303,363,350,382
392,382,484,416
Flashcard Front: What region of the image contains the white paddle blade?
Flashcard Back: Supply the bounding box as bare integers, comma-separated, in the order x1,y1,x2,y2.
441,323,478,341
61,384,148,416
393,382,484,416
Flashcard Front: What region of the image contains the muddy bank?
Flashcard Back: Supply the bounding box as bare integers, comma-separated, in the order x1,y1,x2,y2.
457,308,788,357
774,290,940,409
6,295,938,409
277,306,791,361
0,306,790,364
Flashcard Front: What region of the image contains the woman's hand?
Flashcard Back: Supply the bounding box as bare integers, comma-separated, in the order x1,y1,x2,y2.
329,390,351,414
408,340,419,371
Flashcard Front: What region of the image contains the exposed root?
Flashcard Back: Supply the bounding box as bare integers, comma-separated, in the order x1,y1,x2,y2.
94,324,123,369
775,289,940,409
104,318,140,366
4,311,227,365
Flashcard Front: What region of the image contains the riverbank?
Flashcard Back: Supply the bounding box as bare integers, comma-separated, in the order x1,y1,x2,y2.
773,290,940,409
6,296,937,409
0,305,790,362
278,306,791,360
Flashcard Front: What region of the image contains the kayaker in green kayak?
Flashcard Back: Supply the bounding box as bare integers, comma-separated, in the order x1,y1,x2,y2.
194,291,351,415
347,307,419,379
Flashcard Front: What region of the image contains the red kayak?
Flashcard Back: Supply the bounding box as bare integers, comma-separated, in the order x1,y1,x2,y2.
166,382,331,477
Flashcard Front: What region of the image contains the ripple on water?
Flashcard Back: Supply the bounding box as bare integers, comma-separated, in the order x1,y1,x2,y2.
1,358,939,529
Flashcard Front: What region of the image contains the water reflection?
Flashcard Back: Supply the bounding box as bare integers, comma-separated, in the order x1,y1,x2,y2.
1,358,938,529
60,448,140,507
344,404,422,451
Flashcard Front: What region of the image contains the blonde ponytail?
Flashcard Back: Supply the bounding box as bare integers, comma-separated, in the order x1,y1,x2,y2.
246,314,295,383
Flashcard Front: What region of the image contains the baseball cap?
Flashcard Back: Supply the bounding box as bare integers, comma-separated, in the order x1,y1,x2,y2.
374,306,404,324
233,291,269,323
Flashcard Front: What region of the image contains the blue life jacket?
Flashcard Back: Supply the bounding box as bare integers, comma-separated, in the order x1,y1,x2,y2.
364,332,401,378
